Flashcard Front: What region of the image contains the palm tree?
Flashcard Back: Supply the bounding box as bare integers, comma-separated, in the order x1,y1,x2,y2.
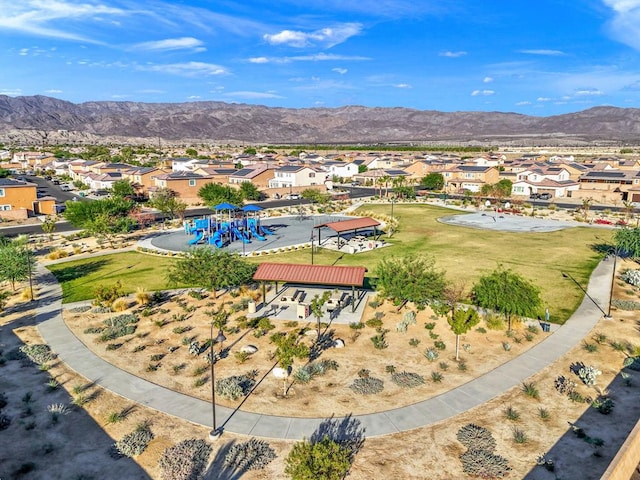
622,200,635,223
381,175,391,198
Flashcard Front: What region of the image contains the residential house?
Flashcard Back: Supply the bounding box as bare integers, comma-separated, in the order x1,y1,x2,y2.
351,168,411,187
228,164,275,188
268,165,323,191
150,171,214,205
124,167,166,197
321,161,359,180
192,167,238,184
0,178,37,219
575,169,638,203
442,166,500,193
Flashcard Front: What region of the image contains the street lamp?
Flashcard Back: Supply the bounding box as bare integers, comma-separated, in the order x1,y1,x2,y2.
391,197,395,220
25,237,34,301
209,325,226,440
562,272,611,319
606,248,619,318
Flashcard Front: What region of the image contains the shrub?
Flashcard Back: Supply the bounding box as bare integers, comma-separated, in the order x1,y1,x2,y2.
113,422,154,458
431,371,443,383
611,299,640,310
582,342,598,353
424,322,436,330
621,269,640,287
424,348,439,362
459,449,510,478
158,439,212,480
0,413,11,430
434,340,446,350
538,408,550,420
521,382,539,399
578,365,601,386
476,327,487,334
224,438,276,472
285,436,352,480
504,405,520,421
592,332,607,344
592,396,615,415
105,411,125,424
93,280,125,307
69,305,92,313
485,313,505,330
623,356,640,371
512,427,528,444
458,361,468,372
135,287,151,306
370,330,388,349
365,318,383,328
457,424,496,451
111,298,129,312
368,299,382,308
19,344,56,365
391,371,425,388
350,377,384,395
216,374,256,400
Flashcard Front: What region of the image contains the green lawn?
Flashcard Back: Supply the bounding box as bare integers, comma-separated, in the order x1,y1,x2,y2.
47,204,612,322
46,251,182,304
250,204,611,323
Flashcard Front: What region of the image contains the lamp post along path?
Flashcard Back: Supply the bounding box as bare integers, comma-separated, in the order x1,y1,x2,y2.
562,272,611,319
209,325,226,441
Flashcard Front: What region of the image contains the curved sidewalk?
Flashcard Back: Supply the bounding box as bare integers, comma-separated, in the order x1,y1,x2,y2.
35,259,613,439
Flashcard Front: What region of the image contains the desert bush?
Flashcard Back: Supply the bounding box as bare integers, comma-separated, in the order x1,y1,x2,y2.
592,396,615,415
611,299,640,310
512,427,528,444
113,421,154,458
582,341,598,353
431,371,443,383
623,356,640,371
294,360,339,384
370,330,388,349
424,322,436,330
285,435,352,480
93,280,125,307
504,405,520,421
577,365,601,386
368,299,382,308
350,377,384,395
485,313,505,330
20,344,56,364
365,318,383,328
135,287,151,306
158,438,212,480
538,408,550,421
224,438,276,472
69,305,92,313
91,306,112,314
521,382,539,399
216,373,256,401
99,313,139,342
456,424,496,451
424,347,439,362
621,269,640,287
434,340,446,350
0,413,10,430
111,298,129,312
459,449,510,478
390,371,425,388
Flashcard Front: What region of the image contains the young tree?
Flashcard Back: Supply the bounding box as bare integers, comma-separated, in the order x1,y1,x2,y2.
271,331,309,396
239,182,262,201
310,291,331,339
614,226,640,259
285,435,352,480
471,266,543,331
64,198,136,246
0,241,34,290
448,307,480,361
111,179,136,199
198,183,243,206
420,173,445,190
165,248,257,297
148,188,187,225
41,215,56,240
374,255,447,309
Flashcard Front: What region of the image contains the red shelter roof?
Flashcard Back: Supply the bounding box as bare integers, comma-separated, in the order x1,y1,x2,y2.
313,217,380,233
253,263,367,287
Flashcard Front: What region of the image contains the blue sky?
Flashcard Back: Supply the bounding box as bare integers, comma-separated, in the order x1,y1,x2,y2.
1,0,640,115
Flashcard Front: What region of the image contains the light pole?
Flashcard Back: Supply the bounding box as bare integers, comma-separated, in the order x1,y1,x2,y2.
209,325,226,440
607,248,618,318
562,272,611,319
25,238,34,301
391,197,395,220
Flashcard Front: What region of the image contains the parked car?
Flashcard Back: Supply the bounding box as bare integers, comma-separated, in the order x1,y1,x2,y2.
539,193,552,200
60,184,73,191
286,193,301,200
94,189,110,197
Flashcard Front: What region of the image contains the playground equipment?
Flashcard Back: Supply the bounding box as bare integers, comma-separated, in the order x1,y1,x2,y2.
184,203,273,248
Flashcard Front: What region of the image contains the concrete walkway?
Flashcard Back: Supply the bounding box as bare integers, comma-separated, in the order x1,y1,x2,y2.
35,259,614,439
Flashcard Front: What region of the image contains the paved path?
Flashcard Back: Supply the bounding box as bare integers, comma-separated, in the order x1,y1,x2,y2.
35,259,613,439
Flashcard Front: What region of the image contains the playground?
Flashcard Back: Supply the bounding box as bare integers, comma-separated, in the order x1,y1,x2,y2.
146,205,384,256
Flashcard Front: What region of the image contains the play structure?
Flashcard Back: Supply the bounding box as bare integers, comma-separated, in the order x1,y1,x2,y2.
184,203,274,248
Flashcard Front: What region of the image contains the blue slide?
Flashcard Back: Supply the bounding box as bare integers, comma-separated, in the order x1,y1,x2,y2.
208,231,224,248
250,225,266,241
261,225,274,235
232,227,251,244
188,230,203,245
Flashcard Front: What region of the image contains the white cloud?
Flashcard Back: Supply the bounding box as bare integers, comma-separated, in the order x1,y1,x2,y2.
575,88,604,96
247,53,369,64
139,62,229,77
0,88,22,96
0,0,125,43
439,51,467,58
519,49,566,56
471,89,495,96
263,23,362,48
19,48,29,56
483,76,493,83
537,97,551,101
516,101,532,105
223,91,284,99
332,68,348,74
111,94,130,99
133,37,206,53
45,89,63,94
394,83,412,88
602,1,640,50
187,95,201,99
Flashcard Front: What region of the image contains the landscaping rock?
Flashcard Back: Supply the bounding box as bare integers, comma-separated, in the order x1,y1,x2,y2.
272,367,291,379
333,339,345,348
241,345,258,354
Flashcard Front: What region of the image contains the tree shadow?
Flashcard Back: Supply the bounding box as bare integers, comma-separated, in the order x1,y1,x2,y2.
202,440,239,479
308,329,336,361
310,414,366,462
48,258,109,283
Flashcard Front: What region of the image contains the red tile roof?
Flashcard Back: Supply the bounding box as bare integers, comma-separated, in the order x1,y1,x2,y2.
313,217,380,233
253,263,366,287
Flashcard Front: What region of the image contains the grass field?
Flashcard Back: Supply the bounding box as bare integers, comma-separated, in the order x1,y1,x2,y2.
47,204,612,322
47,251,184,304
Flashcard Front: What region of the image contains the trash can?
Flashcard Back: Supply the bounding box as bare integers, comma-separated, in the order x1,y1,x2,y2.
540,322,550,332
247,300,256,314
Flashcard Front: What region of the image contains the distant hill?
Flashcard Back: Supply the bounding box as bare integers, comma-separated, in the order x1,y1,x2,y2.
1,95,640,146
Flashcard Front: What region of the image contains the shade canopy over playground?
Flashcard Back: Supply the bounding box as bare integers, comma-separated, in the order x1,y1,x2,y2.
214,202,239,210
241,204,263,212
253,262,367,312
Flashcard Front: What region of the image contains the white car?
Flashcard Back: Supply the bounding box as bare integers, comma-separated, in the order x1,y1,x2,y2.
60,184,73,191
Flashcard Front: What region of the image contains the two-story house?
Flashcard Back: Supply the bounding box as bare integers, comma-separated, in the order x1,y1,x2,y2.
150,171,214,205
268,166,322,189
443,166,500,193
0,178,37,219
228,164,275,188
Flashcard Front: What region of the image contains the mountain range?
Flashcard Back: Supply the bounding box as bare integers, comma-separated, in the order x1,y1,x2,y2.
1,95,640,146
